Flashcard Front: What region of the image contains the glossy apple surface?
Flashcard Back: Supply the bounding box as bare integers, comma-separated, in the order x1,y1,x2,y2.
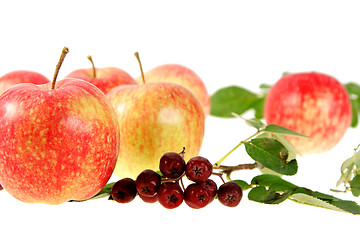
135,64,211,116
0,78,120,204
264,72,352,154
106,82,205,178
0,70,50,95
66,67,137,94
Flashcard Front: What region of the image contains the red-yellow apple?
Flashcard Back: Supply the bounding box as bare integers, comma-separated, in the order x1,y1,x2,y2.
66,55,137,94
107,53,205,178
135,64,211,116
264,72,352,154
0,48,120,204
0,70,50,95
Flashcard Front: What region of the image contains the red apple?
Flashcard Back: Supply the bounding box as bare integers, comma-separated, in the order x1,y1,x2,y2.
264,72,352,154
135,64,211,116
66,55,137,94
0,48,120,204
106,53,205,178
0,70,50,95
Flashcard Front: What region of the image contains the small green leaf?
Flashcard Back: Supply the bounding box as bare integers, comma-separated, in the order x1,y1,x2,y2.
248,186,291,204
336,147,360,187
350,99,359,128
244,138,298,175
259,83,272,90
264,124,310,138
69,182,115,202
246,118,265,130
210,86,259,118
232,179,251,191
350,175,360,197
251,174,297,191
231,113,265,130
345,82,360,96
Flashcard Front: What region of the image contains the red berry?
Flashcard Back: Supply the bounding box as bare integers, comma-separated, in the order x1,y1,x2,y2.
111,178,137,204
185,156,212,182
0,184,3,191
200,179,217,203
157,182,184,209
184,183,210,209
217,182,243,207
139,193,158,203
136,169,161,197
159,152,186,179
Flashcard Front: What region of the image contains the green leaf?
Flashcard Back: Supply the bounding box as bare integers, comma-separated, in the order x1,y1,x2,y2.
249,174,360,214
350,99,359,128
69,182,115,202
264,124,310,138
251,174,297,191
248,186,290,204
244,117,266,130
350,175,360,197
345,82,360,128
252,96,266,119
345,82,360,96
244,138,298,175
336,147,360,187
210,86,259,118
259,83,272,90
232,179,251,191
231,113,266,130
290,188,360,214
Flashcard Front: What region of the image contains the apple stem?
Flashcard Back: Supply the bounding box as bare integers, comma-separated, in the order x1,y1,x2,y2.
87,55,97,78
51,47,69,90
134,52,146,84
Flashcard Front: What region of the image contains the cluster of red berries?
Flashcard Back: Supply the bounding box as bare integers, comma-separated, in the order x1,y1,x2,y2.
110,150,243,209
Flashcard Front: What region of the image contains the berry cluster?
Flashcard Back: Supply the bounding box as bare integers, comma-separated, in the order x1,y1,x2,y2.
111,150,243,209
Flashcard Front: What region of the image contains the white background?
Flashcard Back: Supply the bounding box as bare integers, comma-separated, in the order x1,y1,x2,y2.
1,0,360,239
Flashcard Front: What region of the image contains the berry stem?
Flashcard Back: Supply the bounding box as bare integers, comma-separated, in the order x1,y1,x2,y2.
213,129,262,167
51,47,69,90
212,172,226,184
87,55,97,78
134,52,146,84
214,162,262,172
179,147,186,159
179,178,185,192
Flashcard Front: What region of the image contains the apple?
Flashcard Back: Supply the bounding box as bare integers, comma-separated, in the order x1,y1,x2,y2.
135,64,211,116
106,53,205,178
0,47,120,204
0,70,50,95
66,55,137,94
264,72,352,154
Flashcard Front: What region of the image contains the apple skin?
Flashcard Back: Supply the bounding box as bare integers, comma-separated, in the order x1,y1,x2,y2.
135,64,211,116
66,67,137,94
106,82,205,179
264,72,352,154
0,78,120,204
0,70,50,95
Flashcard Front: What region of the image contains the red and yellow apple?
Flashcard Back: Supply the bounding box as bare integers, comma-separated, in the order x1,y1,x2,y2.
66,56,137,94
264,72,352,154
0,49,120,204
107,81,205,179
135,64,211,116
0,70,50,95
